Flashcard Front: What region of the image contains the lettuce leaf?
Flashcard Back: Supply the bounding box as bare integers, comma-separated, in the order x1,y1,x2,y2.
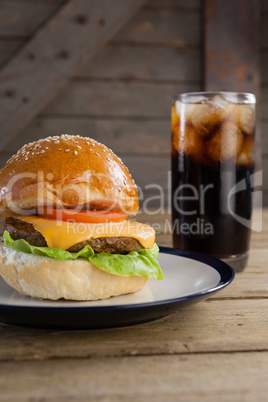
3,231,163,279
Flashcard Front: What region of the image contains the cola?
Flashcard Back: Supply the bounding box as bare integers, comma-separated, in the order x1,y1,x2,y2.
171,92,256,270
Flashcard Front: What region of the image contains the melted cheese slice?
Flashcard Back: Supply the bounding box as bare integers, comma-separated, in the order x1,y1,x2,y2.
10,214,155,250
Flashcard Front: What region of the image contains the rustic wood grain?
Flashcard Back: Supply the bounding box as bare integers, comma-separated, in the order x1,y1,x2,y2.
43,82,268,119
0,1,62,38
79,45,202,81
0,4,202,46
0,299,267,362
1,45,202,84
112,9,202,46
43,81,199,117
2,117,171,154
205,0,260,93
0,39,23,66
0,0,148,151
0,353,267,401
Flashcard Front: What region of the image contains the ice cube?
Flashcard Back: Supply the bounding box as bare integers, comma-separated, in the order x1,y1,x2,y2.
220,92,239,104
190,96,230,137
211,94,229,107
207,121,243,162
174,100,195,122
176,125,204,161
237,137,254,165
238,104,255,135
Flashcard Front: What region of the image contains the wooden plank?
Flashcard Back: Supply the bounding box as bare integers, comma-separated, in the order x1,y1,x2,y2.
2,117,171,155
0,352,267,401
0,1,61,37
0,39,23,66
79,45,202,81
0,299,267,361
112,9,202,46
0,5,202,46
205,0,260,93
43,81,199,117
0,0,148,152
42,84,268,120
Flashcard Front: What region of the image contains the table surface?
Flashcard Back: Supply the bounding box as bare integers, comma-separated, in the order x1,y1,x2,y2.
0,209,267,401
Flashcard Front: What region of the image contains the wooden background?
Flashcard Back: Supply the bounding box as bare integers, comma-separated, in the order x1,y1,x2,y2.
0,0,267,206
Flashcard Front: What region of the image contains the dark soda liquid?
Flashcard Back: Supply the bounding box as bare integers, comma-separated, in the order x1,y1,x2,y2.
172,152,254,257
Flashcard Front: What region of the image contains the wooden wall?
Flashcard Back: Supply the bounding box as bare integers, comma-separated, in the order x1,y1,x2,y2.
0,0,267,206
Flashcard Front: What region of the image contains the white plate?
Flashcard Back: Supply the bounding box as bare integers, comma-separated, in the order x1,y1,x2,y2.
0,247,234,329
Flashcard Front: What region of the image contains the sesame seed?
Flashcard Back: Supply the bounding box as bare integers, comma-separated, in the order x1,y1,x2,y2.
65,149,70,153
95,152,99,156
74,151,78,155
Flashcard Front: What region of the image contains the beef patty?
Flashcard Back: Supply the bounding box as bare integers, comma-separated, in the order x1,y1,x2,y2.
4,216,143,254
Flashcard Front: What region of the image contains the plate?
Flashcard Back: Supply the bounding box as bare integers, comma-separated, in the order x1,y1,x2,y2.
0,247,235,329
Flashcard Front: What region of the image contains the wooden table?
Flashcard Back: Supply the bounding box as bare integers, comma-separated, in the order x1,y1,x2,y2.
0,210,267,401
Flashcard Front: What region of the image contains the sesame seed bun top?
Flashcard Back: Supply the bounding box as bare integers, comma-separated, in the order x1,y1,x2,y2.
0,134,139,217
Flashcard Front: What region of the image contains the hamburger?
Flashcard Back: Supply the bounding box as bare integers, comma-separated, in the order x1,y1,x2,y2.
0,134,163,300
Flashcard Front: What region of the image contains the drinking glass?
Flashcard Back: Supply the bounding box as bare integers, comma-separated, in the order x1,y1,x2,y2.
171,92,256,271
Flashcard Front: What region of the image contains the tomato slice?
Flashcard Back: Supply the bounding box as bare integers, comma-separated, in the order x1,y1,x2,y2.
39,208,127,223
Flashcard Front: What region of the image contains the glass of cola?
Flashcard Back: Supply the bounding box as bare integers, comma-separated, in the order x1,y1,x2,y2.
171,92,256,271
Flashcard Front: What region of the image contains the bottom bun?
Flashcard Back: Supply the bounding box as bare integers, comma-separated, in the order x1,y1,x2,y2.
0,244,148,301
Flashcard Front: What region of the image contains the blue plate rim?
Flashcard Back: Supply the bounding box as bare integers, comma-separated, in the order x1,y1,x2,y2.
0,247,235,313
